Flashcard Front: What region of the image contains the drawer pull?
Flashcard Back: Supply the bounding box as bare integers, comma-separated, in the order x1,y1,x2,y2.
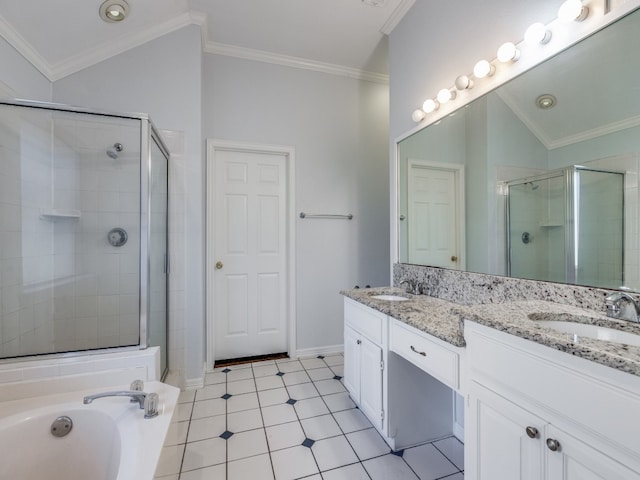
410,345,427,356
525,426,538,439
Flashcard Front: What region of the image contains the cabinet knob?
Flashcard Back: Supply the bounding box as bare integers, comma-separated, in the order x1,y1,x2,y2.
357,339,361,345
546,438,560,452
525,426,538,439
215,261,224,270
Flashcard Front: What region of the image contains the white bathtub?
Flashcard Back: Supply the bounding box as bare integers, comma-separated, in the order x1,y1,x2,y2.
0,380,179,480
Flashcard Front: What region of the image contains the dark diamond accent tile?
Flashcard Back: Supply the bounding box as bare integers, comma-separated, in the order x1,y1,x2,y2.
286,398,297,405
392,449,404,457
276,372,285,376
221,393,232,400
302,438,315,448
220,430,234,440
222,368,231,373
333,375,342,380
317,355,325,359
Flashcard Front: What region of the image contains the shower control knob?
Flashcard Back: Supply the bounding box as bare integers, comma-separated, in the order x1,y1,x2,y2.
107,228,128,247
215,261,224,270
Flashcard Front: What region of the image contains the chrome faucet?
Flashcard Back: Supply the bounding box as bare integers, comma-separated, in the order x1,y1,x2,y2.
605,292,640,323
399,279,426,295
83,390,147,409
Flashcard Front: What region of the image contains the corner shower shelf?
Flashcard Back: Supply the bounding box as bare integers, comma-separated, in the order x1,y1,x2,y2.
39,209,81,220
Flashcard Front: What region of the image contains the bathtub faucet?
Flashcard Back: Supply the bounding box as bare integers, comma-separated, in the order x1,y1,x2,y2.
83,390,147,409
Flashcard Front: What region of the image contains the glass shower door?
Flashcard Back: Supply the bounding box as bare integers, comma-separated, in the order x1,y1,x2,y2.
574,168,624,289
148,135,169,378
508,175,566,283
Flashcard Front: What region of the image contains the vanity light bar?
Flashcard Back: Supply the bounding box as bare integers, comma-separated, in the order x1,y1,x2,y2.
412,0,590,122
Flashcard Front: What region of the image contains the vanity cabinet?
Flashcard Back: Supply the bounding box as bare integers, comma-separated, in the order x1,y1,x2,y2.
465,322,640,480
343,298,386,434
343,297,458,449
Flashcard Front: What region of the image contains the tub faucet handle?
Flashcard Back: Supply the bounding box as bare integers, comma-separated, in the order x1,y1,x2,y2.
129,380,144,404
144,392,159,419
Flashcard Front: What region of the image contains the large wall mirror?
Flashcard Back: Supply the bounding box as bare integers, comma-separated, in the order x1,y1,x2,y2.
397,6,640,292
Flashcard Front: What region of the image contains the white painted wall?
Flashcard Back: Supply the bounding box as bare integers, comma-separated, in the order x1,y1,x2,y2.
51,26,204,382
203,54,390,352
0,37,51,99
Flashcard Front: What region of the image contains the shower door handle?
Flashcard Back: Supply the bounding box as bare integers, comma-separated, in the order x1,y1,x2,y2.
215,261,224,270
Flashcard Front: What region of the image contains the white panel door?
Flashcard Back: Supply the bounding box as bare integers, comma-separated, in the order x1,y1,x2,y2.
407,161,462,268
213,149,288,360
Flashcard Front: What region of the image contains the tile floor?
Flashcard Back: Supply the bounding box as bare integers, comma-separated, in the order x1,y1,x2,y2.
155,354,464,480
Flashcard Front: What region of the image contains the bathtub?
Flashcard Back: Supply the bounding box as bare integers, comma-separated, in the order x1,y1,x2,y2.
0,380,179,480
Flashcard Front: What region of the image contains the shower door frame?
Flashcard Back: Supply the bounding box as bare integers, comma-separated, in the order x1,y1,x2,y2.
505,165,625,286
0,99,169,366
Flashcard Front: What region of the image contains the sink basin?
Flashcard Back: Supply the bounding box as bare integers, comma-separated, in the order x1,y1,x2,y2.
371,294,409,302
536,320,640,347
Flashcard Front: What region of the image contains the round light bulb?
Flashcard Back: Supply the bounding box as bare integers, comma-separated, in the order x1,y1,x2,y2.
455,75,473,91
422,99,439,114
497,42,520,63
437,88,455,104
525,23,551,46
108,6,123,18
412,109,426,122
473,60,494,79
558,0,588,22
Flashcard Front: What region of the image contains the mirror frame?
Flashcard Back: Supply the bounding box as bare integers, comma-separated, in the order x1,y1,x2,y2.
391,0,640,279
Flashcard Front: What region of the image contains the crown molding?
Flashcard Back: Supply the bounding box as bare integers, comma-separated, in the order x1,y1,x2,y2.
203,41,389,84
50,11,197,81
380,0,416,35
1,8,388,85
0,13,53,81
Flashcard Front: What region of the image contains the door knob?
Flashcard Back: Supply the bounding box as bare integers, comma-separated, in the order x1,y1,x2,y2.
451,255,458,262
215,261,224,270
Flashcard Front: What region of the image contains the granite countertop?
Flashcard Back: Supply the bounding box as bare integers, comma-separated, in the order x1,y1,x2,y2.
341,287,640,377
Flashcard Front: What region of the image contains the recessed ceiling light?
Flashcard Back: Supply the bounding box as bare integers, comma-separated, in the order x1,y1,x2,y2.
99,0,129,23
536,94,557,109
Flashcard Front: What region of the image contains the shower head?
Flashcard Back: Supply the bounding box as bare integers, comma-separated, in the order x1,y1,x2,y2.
106,143,123,159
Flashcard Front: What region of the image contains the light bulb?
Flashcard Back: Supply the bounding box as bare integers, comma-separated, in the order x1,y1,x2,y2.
525,23,551,46
473,60,495,79
422,99,439,114
455,75,473,91
497,42,520,63
437,88,455,104
558,0,588,22
412,109,425,122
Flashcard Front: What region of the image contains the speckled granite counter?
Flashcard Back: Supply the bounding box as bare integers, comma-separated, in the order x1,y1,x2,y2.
341,287,466,347
341,287,640,377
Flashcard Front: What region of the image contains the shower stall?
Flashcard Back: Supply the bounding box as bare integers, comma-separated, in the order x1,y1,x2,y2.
507,166,624,289
0,100,169,377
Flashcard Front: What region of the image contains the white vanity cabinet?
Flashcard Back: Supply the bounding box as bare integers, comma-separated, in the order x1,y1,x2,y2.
343,298,386,434
465,322,640,480
343,297,459,449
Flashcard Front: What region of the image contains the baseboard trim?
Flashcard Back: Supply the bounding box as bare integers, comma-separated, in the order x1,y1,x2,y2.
183,362,206,390
295,344,343,359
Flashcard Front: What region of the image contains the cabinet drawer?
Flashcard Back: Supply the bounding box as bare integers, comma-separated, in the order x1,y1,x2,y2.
390,319,459,390
344,298,385,345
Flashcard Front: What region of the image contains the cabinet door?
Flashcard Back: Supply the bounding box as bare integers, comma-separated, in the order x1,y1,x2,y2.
343,325,361,401
359,337,383,430
468,383,544,480
545,425,640,480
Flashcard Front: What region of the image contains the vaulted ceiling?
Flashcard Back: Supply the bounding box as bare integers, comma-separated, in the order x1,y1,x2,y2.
0,0,415,82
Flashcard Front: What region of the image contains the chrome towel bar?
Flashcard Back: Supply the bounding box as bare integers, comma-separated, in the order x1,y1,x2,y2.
299,212,353,220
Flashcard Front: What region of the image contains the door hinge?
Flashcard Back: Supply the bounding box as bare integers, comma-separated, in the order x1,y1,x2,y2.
381,409,385,421
380,360,384,371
